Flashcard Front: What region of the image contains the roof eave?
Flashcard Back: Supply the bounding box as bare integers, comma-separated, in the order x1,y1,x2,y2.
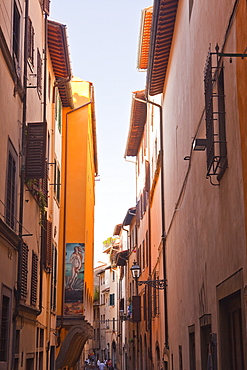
48,20,73,108
146,0,179,96
124,90,147,158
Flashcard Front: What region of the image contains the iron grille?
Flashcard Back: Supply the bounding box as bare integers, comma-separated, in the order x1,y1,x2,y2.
204,50,227,183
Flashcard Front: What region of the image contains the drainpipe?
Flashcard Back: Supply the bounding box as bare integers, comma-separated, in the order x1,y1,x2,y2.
37,11,48,318
146,99,168,350
42,12,52,369
12,0,29,369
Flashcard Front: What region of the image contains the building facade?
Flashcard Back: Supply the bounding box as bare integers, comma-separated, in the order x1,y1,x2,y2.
122,0,247,369
56,78,98,369
0,0,73,368
0,2,97,369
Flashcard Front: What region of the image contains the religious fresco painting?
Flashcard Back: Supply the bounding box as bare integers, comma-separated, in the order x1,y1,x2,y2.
64,243,85,315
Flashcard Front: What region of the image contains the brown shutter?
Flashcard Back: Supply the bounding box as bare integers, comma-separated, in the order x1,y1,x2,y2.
42,160,48,205
31,251,38,306
41,212,47,265
37,49,42,95
145,160,150,192
136,200,140,227
21,243,29,300
132,295,141,322
27,18,34,65
25,122,47,180
43,0,50,15
120,298,124,311
46,220,52,268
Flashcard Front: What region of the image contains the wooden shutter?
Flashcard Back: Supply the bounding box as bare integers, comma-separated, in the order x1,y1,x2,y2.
41,213,47,264
119,298,124,311
27,18,34,65
25,122,47,180
42,160,48,205
37,49,42,95
51,246,57,311
21,243,29,300
136,200,140,227
31,251,38,306
46,220,52,268
43,0,50,15
132,295,141,322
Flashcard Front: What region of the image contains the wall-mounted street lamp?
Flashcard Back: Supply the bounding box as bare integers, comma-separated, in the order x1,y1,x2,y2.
130,261,167,290
193,138,207,151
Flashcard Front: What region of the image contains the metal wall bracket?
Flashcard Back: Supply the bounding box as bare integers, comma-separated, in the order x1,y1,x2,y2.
137,279,167,290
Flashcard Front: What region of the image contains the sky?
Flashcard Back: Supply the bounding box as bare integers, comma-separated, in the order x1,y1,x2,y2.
50,0,152,265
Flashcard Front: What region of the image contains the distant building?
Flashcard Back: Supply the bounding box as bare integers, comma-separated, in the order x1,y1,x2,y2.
56,79,98,368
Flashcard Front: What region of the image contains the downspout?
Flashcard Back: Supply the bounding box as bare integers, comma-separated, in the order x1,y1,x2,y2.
38,11,48,318
57,99,92,345
147,99,168,350
42,12,52,369
12,0,29,369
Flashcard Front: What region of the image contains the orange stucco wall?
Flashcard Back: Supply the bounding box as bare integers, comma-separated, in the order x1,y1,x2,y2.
57,79,96,323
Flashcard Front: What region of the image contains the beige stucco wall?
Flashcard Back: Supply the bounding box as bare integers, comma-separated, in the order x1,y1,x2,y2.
160,0,247,368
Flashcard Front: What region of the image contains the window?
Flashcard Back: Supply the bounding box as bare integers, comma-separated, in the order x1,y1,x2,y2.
0,287,11,363
27,18,34,66
112,271,115,282
109,294,115,306
30,251,38,306
12,2,20,61
6,149,17,229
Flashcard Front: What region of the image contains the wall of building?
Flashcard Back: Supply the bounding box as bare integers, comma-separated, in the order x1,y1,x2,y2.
161,0,247,368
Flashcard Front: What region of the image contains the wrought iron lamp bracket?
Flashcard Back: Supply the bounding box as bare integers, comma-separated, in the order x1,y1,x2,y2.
137,279,167,290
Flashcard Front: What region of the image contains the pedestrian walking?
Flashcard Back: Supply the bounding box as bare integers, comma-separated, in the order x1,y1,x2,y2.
107,359,113,370
98,360,106,370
